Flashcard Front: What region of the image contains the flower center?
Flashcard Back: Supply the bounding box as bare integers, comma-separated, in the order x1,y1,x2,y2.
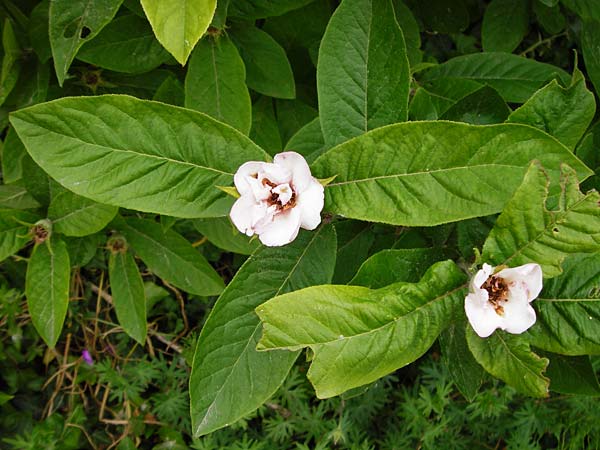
262,178,297,211
482,275,509,316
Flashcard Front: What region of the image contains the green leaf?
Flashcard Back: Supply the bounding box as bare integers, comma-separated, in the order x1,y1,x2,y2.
350,248,454,288
10,95,269,218
311,122,591,227
109,244,147,344
406,0,469,34
507,78,596,150
10,60,50,110
284,117,327,165
527,253,600,355
77,13,171,74
230,25,295,99
561,0,600,20
482,163,600,278
482,0,529,53
317,0,410,147
409,78,483,120
0,185,40,210
140,0,217,65
2,127,26,184
581,19,600,98
21,155,50,206
466,327,549,397
190,225,337,436
0,19,21,106
250,97,282,155
26,238,71,348
116,217,224,296
441,85,511,125
392,0,421,66
48,189,118,237
49,0,123,86
0,209,39,262
228,0,313,19
421,53,570,103
544,353,600,395
185,36,252,134
533,1,566,34
65,234,102,267
332,221,374,284
29,0,52,63
275,98,317,145
211,0,230,29
439,322,484,402
256,260,468,398
0,392,13,405
152,76,185,107
193,217,260,255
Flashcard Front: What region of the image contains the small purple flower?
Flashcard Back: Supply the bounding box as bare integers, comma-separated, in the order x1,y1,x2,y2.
82,349,94,366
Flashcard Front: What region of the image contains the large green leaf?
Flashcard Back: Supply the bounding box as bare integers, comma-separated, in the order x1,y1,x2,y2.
466,327,549,397
48,189,118,237
257,260,467,398
109,242,147,344
190,225,337,436
482,163,600,278
581,19,600,97
482,0,529,53
0,185,40,210
10,95,269,218
392,0,421,66
311,122,591,227
116,217,224,296
0,209,39,262
409,78,484,121
49,0,123,86
140,0,217,65
228,0,314,19
317,0,410,147
421,53,570,103
284,117,327,164
440,85,510,125
250,97,282,155
77,13,171,74
230,25,295,99
527,253,600,355
0,19,21,106
507,77,596,150
544,353,600,395
26,238,71,348
193,217,260,255
184,36,251,134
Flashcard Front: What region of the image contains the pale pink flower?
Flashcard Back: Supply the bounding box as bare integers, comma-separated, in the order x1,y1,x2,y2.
465,263,543,338
230,152,324,247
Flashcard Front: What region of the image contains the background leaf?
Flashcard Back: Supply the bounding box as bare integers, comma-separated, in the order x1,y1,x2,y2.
26,238,70,348
440,85,510,125
193,217,260,255
317,0,410,147
10,95,269,218
312,122,591,227
140,0,217,65
543,353,600,395
228,0,314,19
0,209,38,262
482,0,529,53
190,225,337,436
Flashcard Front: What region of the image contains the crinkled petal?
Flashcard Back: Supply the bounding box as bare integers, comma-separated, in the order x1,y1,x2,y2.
497,263,543,302
297,180,324,230
465,291,503,338
258,208,302,247
234,161,267,196
260,163,292,185
274,151,313,192
230,195,266,237
471,263,494,292
500,297,536,334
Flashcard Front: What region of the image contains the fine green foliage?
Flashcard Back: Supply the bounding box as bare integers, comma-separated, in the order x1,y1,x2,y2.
25,238,70,348
257,261,468,397
140,0,217,65
10,95,269,218
190,225,336,436
312,122,591,226
482,163,600,278
317,0,410,147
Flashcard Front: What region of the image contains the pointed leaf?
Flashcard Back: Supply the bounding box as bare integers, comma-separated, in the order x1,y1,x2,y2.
482,163,600,278
441,85,511,125
49,190,118,237
185,36,251,134
581,19,600,98
2,127,26,184
26,238,71,348
190,225,337,436
317,0,410,147
257,260,467,398
109,246,147,344
285,117,327,164
10,95,269,218
117,217,224,296
0,209,39,262
482,0,529,53
311,122,592,227
49,0,123,85
0,19,22,106
0,185,40,210
544,353,600,395
466,327,549,397
141,0,217,65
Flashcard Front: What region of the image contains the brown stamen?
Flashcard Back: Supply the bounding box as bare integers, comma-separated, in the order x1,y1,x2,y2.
262,178,297,211
482,275,509,316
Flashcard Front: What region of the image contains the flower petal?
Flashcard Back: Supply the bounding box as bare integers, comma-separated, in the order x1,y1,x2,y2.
297,180,324,230
234,161,266,196
465,291,503,338
274,151,313,192
497,263,543,302
230,195,266,237
500,299,536,334
471,263,494,291
258,208,302,247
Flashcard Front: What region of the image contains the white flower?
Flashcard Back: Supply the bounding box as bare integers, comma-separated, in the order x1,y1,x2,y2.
465,263,543,338
229,151,324,247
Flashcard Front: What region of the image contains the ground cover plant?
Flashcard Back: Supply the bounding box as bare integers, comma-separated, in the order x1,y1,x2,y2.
0,0,599,448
